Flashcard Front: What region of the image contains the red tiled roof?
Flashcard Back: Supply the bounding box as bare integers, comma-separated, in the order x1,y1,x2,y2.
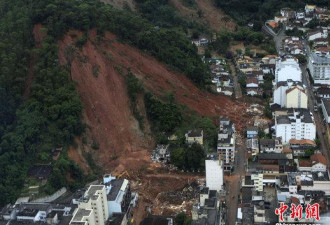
291,197,300,205
282,148,292,154
310,153,327,166
246,77,258,84
299,160,312,167
289,139,316,146
263,165,279,171
285,86,305,94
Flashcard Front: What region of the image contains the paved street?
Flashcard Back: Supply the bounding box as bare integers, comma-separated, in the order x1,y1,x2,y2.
229,61,242,99
301,64,330,166
225,135,246,225
273,27,286,53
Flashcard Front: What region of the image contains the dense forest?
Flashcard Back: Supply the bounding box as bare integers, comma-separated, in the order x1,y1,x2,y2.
0,0,210,205
215,0,330,25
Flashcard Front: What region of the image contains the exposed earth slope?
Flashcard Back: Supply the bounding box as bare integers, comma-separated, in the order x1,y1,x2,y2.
57,29,250,170
169,0,236,32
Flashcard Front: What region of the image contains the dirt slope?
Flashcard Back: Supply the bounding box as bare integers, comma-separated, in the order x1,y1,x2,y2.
169,0,236,32
57,30,250,170
58,30,154,170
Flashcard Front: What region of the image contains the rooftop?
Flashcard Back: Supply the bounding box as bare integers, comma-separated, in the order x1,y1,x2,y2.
289,139,316,146
107,179,125,201
71,208,92,222
310,52,330,64
140,215,173,225
260,139,275,148
84,185,104,201
258,153,287,160
276,108,314,124
187,129,203,137
322,99,330,116
310,153,327,166
27,164,53,180
247,126,258,132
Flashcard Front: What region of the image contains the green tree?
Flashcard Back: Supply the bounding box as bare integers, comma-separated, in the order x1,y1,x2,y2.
296,54,307,64
175,212,191,225
305,148,314,157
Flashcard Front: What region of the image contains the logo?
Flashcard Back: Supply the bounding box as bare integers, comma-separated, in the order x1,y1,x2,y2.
275,203,320,222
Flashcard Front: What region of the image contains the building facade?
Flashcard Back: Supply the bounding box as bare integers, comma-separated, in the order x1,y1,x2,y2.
275,109,316,144
308,51,330,84
273,80,307,108
217,118,235,171
70,185,109,225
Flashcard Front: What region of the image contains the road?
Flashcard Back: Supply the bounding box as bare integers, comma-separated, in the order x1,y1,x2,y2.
229,61,242,99
301,64,330,166
225,135,246,225
273,26,286,54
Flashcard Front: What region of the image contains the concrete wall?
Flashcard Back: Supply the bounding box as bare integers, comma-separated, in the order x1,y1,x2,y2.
32,188,67,203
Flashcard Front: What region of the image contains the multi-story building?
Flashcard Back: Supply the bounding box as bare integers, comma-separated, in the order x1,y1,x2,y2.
246,138,259,156
103,175,132,218
70,185,109,225
205,159,224,192
275,109,316,144
308,51,330,84
259,138,283,153
70,208,95,225
275,56,302,83
273,80,307,108
192,187,224,225
217,118,235,171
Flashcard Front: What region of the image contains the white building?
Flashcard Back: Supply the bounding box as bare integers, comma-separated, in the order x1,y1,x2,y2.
321,99,330,123
275,56,302,83
16,204,51,223
70,185,109,225
299,172,330,195
307,28,328,41
308,51,330,85
305,4,316,14
70,208,95,225
251,174,264,192
297,153,327,172
217,118,235,171
103,175,132,218
246,138,259,155
273,80,307,108
275,109,316,144
205,159,224,192
296,10,305,20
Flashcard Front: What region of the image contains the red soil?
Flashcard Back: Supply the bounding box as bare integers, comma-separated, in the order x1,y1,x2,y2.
56,30,252,223
169,0,236,32
58,30,251,169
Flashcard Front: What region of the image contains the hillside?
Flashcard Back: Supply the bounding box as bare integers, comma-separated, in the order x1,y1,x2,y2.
0,0,251,206
57,28,251,171
169,0,236,32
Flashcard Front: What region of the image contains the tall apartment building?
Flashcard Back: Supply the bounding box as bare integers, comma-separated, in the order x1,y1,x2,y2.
273,80,307,108
275,109,316,144
275,56,302,83
217,118,235,171
308,51,330,84
70,185,109,225
205,159,224,192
